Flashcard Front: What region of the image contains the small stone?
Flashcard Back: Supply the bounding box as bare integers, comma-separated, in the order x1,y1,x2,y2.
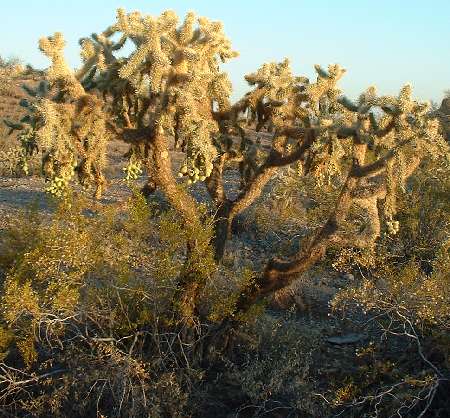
326,333,365,345
342,273,354,281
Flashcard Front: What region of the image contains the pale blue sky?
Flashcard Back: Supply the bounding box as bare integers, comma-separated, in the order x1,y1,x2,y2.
1,0,448,102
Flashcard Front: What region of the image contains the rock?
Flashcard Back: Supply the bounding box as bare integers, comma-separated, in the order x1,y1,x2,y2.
342,273,354,281
326,333,366,345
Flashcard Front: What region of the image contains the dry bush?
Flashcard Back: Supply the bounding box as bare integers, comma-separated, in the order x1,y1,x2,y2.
0,193,219,417
0,145,40,176
225,312,327,417
328,158,450,417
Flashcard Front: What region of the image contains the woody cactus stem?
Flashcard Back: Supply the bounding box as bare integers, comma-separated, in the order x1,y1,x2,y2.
233,137,369,314
210,128,318,260
151,129,202,229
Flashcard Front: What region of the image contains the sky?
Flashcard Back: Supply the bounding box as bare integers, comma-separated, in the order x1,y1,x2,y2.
0,0,449,103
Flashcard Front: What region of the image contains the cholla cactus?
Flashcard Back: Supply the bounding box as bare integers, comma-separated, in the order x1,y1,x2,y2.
38,32,85,99
306,64,346,110
71,95,108,198
2,8,447,318
337,83,446,234
69,9,238,186
38,33,108,198
36,99,76,197
210,57,447,314
4,33,108,198
217,60,349,190
243,58,308,128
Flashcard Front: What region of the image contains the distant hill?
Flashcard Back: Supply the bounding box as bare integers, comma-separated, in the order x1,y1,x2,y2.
0,66,43,149
437,97,450,141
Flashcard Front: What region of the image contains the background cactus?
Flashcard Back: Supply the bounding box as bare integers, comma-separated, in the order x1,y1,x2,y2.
3,34,108,198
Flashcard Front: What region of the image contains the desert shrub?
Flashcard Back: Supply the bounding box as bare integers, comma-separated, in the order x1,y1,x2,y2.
0,144,41,176
226,311,327,417
0,146,26,176
0,193,222,417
